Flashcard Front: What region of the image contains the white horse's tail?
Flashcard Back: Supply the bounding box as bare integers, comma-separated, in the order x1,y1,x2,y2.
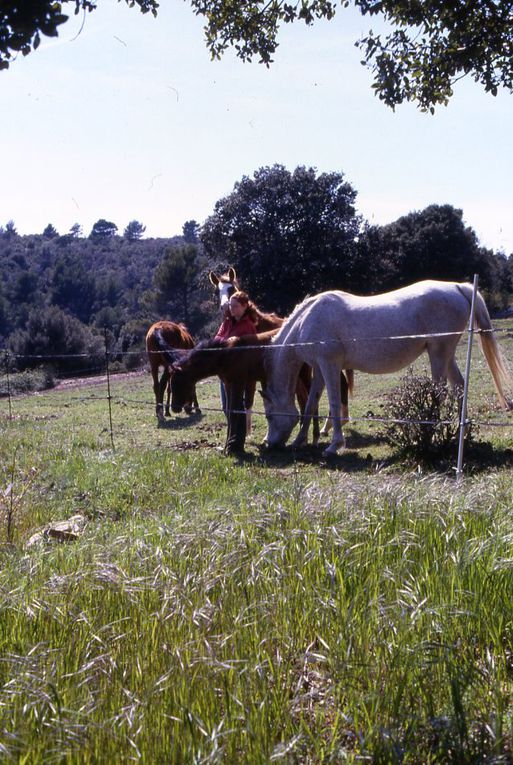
458,284,512,410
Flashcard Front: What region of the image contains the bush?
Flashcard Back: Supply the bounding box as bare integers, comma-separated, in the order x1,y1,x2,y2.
9,306,104,377
0,365,56,397
382,370,476,460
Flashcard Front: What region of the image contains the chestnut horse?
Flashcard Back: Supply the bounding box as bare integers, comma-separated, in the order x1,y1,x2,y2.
145,320,200,421
208,267,353,440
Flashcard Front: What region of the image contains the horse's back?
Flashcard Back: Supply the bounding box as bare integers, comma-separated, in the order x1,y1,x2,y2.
146,320,195,351
280,281,472,338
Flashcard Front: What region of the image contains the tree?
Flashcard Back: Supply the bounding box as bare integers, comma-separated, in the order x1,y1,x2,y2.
2,220,17,238
152,243,204,327
69,223,82,238
201,164,360,314
2,1,511,111
43,223,58,239
9,305,104,376
124,220,146,241
89,219,118,241
198,0,513,110
355,204,504,296
0,1,158,71
183,220,200,244
51,253,97,323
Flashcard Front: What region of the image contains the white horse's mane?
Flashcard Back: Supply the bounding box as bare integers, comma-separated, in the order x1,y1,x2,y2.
271,293,317,343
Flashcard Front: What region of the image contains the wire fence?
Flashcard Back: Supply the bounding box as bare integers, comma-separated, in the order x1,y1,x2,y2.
1,304,512,477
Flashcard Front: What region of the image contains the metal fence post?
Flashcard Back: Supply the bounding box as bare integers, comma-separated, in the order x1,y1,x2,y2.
104,329,115,450
456,274,479,482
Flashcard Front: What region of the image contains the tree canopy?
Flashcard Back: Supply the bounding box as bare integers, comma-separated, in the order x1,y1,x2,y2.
195,0,513,110
0,1,158,70
201,164,360,314
1,1,511,109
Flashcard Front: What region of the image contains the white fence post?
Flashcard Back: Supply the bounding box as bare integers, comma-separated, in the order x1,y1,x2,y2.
456,274,479,481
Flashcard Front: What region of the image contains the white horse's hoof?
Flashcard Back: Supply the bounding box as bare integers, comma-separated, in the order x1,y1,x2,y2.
322,440,345,457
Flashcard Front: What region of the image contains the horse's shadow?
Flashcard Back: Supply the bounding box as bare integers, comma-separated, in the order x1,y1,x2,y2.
252,433,378,472
341,427,387,450
156,412,204,430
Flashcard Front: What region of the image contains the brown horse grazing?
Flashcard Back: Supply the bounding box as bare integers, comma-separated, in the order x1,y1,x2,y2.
208,266,354,441
163,331,279,453
145,320,200,421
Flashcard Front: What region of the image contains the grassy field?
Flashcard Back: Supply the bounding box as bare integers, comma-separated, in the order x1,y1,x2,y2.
1,322,513,763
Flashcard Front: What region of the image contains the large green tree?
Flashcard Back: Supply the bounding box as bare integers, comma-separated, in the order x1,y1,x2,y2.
2,1,511,110
201,164,360,314
354,204,507,298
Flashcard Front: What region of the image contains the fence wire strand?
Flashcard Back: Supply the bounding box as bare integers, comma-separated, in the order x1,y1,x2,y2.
1,320,512,447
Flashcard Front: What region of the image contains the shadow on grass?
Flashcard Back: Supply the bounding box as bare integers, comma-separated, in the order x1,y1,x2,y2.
461,441,513,474
373,440,513,476
157,412,204,431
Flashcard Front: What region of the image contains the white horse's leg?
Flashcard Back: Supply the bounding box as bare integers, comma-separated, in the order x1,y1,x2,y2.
320,411,331,437
318,362,345,456
320,404,349,436
447,357,464,389
428,339,460,384
291,366,324,448
320,371,349,436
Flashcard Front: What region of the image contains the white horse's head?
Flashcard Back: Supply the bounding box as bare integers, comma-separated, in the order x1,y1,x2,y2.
261,387,299,447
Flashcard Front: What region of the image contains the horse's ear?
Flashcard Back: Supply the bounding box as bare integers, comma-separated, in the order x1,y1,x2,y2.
228,267,236,282
209,271,220,287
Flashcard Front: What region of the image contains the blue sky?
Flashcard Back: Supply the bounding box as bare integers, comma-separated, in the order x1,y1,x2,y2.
2,0,512,254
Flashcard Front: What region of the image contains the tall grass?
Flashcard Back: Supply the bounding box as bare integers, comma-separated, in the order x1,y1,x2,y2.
1,324,513,762
1,474,513,762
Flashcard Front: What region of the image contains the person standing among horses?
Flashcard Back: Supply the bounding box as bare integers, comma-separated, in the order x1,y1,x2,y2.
214,290,258,443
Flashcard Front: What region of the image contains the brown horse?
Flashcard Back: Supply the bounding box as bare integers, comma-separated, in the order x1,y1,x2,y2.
208,267,353,440
145,320,200,421
163,331,281,453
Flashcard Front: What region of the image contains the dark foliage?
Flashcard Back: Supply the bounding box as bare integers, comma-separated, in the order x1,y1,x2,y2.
0,1,158,71
201,164,361,315
4,1,510,111
0,166,511,381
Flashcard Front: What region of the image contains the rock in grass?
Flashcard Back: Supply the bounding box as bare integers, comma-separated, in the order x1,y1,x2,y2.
25,514,86,548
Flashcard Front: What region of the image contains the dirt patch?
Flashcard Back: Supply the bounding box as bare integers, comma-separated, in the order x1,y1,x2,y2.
53,370,146,391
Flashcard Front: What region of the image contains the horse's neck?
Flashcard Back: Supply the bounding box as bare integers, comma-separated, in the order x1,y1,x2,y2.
266,344,303,394
182,346,223,382
255,309,283,332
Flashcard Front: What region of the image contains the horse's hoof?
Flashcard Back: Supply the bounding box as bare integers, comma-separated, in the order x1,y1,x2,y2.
291,437,307,449
322,441,345,457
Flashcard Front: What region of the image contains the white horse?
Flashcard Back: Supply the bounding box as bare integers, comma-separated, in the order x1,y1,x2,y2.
261,280,511,456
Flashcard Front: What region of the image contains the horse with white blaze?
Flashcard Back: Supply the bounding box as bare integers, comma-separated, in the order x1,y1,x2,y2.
261,280,511,456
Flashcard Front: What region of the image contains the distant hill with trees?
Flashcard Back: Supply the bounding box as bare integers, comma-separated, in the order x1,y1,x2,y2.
1,165,511,378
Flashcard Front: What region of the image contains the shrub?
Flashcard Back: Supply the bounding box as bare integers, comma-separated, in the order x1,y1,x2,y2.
382,370,475,460
9,306,104,377
0,365,56,397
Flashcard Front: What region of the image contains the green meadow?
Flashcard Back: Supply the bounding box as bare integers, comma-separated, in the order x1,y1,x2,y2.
1,322,513,763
